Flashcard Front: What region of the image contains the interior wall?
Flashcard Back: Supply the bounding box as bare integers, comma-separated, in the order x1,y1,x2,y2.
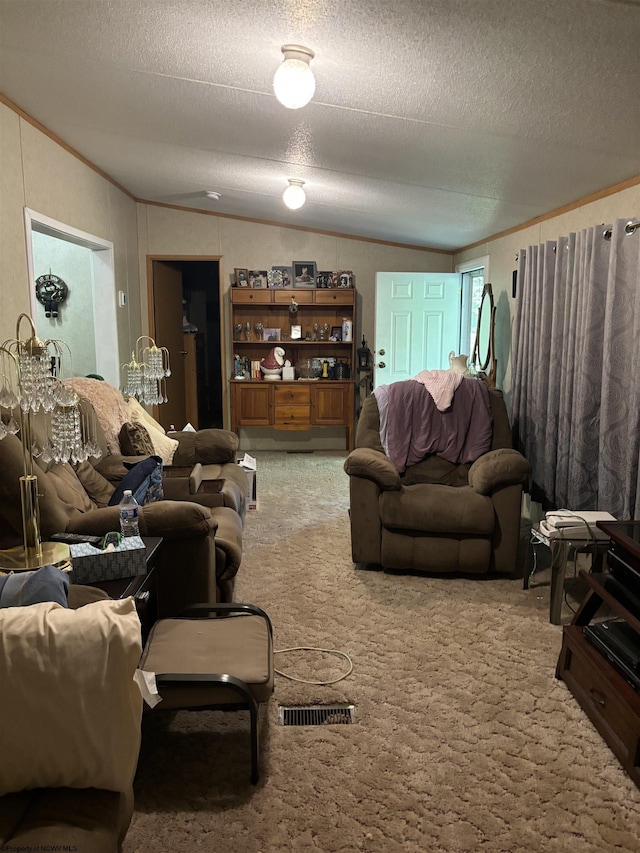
0,100,140,358
136,203,453,447
454,183,640,408
31,232,96,375
7,96,637,449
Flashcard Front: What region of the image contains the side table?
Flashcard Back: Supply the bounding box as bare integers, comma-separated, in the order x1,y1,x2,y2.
83,537,163,639
524,524,609,624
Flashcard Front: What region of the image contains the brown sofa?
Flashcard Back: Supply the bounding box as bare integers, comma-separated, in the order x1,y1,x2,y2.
0,432,242,614
344,384,531,576
70,377,247,519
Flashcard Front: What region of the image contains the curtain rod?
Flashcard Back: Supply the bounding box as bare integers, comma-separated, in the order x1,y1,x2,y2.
603,219,639,240
516,219,639,257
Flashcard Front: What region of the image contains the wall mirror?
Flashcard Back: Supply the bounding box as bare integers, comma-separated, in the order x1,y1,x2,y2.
472,282,496,387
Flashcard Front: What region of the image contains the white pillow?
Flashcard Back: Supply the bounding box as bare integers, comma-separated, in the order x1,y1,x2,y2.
0,598,142,795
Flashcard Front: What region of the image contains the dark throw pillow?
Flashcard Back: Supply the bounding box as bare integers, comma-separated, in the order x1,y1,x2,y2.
0,564,70,609
108,456,164,507
118,421,155,457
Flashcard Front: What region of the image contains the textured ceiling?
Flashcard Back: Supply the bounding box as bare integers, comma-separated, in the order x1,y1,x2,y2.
1,0,639,251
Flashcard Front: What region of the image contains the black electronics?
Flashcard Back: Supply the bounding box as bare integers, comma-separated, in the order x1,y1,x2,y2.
583,620,640,692
597,520,640,600
50,532,103,546
603,574,640,621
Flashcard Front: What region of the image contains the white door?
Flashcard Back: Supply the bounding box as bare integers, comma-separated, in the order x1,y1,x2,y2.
374,272,461,387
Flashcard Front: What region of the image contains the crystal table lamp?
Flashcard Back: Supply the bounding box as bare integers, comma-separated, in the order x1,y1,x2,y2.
0,314,100,570
121,336,171,405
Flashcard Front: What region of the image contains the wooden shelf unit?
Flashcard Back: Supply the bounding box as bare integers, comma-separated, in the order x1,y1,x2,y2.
230,287,356,449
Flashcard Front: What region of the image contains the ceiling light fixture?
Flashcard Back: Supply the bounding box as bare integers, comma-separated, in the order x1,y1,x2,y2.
273,44,315,109
283,179,306,210
205,191,221,200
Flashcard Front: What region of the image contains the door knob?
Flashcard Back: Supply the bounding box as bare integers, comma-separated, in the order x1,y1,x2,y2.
378,361,386,369
180,350,188,355
378,349,385,356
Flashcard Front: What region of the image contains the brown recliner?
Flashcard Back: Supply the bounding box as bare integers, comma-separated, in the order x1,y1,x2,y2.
0,433,242,615
344,385,531,576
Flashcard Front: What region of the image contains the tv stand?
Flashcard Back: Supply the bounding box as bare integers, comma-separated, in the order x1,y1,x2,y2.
556,521,640,789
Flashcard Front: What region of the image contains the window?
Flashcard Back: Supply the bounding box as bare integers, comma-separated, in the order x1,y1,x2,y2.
456,257,488,359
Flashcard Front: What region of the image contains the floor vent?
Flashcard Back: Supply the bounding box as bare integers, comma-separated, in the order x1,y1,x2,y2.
277,703,356,727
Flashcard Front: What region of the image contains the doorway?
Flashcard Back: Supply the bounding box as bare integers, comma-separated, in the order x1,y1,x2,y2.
148,257,223,432
374,272,462,388
24,208,119,386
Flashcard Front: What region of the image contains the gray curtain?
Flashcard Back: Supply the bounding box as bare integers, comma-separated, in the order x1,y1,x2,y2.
512,217,640,518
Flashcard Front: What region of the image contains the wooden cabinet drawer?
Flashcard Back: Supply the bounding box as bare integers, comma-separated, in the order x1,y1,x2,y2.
314,290,354,305
274,405,311,425
274,385,310,404
231,289,271,304
560,629,640,779
272,290,314,304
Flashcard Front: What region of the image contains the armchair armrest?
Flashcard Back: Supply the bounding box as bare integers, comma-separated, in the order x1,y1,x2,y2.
67,501,216,540
468,448,531,495
343,448,401,491
172,429,239,466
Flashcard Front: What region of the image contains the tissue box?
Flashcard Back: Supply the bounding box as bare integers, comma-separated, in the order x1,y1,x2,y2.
69,536,147,584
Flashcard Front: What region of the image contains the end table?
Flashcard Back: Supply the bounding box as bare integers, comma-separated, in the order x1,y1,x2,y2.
524,524,609,624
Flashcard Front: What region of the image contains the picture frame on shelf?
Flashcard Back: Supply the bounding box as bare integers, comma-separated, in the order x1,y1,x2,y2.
293,261,317,288
328,272,340,288
316,270,333,289
330,325,342,341
249,270,267,288
270,266,292,288
338,270,354,288
263,327,281,342
234,268,249,287
290,325,302,340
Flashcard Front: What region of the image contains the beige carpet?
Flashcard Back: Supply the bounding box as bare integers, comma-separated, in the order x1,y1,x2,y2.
124,452,640,853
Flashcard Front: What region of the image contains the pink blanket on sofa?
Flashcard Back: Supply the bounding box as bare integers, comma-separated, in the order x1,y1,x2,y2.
373,378,493,473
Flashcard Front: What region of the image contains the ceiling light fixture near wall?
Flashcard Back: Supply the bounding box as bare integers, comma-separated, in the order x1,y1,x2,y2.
273,44,315,109
283,179,306,210
205,191,222,200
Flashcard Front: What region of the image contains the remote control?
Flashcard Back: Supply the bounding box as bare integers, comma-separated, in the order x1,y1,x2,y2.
50,532,103,546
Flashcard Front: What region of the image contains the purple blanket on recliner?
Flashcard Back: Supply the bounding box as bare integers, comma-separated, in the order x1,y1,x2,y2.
374,378,493,473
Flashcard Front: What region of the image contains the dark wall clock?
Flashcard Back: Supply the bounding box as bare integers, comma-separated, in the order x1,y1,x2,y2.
35,273,69,317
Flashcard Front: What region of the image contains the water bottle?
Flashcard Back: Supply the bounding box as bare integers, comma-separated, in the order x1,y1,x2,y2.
119,489,140,537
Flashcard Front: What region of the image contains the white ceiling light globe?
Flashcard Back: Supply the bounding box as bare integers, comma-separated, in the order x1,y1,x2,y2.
273,45,315,109
283,180,306,210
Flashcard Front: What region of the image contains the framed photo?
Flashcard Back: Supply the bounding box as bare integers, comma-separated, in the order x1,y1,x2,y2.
330,325,342,341
290,324,302,340
316,270,333,289
338,270,354,288
328,272,340,288
263,327,281,342
270,266,292,288
293,261,317,288
234,268,249,287
249,269,267,289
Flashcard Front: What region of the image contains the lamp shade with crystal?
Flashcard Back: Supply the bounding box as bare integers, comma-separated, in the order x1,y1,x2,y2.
273,45,315,109
283,180,306,210
121,336,171,405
